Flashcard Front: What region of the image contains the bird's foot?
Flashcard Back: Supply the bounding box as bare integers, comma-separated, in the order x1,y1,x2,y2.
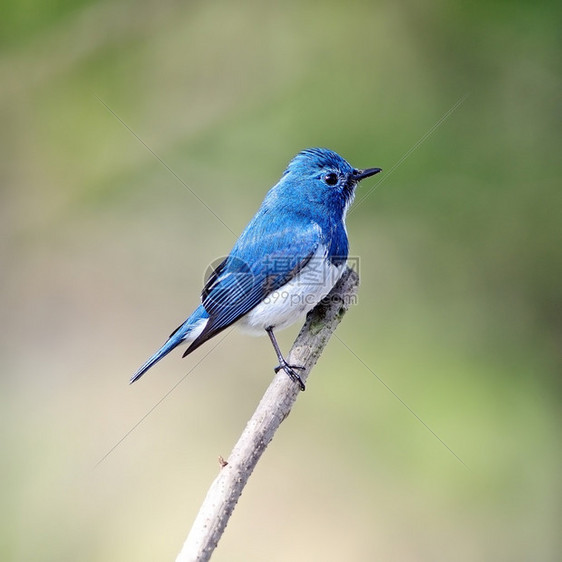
274,361,306,391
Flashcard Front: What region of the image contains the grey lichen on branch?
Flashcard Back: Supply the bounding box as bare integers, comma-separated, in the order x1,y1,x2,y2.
176,266,360,562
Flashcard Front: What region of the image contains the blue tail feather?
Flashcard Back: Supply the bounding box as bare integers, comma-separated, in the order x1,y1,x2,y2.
130,305,208,383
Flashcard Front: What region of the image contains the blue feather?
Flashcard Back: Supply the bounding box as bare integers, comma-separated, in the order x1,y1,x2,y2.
183,215,321,355
130,305,208,383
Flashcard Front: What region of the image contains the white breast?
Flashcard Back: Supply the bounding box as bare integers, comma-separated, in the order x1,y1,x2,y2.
238,244,345,335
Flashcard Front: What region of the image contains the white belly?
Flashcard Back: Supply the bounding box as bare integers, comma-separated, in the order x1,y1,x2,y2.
238,246,345,335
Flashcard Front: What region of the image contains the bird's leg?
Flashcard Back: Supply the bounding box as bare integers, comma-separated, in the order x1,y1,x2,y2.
265,326,306,391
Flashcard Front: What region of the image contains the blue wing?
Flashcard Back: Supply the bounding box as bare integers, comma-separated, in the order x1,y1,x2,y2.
183,210,323,356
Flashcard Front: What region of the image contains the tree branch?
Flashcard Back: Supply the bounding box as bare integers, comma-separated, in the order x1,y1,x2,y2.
175,267,360,562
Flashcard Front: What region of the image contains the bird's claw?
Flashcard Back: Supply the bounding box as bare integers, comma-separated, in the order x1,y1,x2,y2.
275,361,306,391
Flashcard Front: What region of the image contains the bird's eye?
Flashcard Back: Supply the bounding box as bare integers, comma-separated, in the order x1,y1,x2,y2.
323,173,338,186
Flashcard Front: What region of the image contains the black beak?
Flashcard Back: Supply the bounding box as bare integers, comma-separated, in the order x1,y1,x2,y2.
353,167,382,181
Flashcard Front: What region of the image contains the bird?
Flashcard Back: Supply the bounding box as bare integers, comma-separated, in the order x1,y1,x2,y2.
131,148,381,390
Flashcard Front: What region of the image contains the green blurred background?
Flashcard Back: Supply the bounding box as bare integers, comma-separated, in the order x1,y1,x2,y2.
1,0,560,560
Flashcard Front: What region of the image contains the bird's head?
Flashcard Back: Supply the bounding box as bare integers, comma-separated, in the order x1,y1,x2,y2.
280,148,381,215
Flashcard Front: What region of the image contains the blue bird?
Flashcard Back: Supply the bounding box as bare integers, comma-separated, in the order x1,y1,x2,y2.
131,148,381,390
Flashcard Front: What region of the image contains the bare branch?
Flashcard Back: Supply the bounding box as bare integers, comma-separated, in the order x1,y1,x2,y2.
176,267,360,562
